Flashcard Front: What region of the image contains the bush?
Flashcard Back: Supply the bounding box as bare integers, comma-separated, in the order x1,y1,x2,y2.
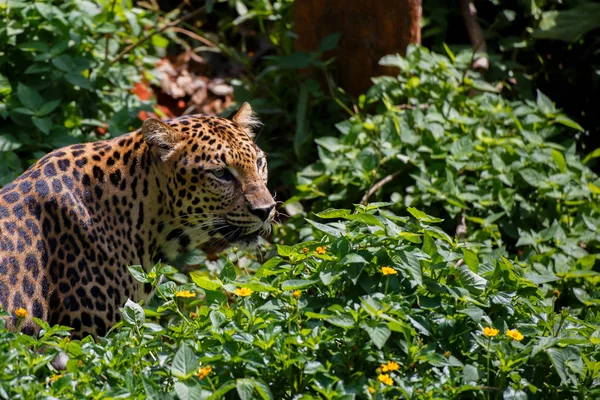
0,0,162,185
1,205,599,398
291,45,600,311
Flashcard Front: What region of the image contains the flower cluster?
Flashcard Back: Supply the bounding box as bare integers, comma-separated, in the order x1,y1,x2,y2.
377,374,393,386
505,329,524,341
175,290,196,298
483,326,524,341
14,308,27,318
314,246,327,255
234,288,254,297
380,361,399,372
197,365,212,379
483,327,499,337
372,360,399,388
380,266,397,276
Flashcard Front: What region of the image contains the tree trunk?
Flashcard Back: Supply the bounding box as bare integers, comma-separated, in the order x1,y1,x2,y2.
293,0,422,96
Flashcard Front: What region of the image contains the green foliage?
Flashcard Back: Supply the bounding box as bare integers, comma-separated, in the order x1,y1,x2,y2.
293,45,600,310
1,206,599,398
0,0,163,185
209,0,345,186
533,1,600,42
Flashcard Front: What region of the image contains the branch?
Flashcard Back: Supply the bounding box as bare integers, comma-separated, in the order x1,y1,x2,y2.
360,170,402,205
460,0,489,71
170,27,217,48
110,6,205,66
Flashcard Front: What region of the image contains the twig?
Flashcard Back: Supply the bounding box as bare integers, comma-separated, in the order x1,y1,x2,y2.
360,170,402,205
460,0,489,71
170,26,217,48
110,6,205,66
396,103,430,110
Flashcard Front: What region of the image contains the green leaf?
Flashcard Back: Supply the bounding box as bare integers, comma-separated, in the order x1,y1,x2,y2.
547,347,582,386
536,90,555,116
17,83,43,110
319,33,341,52
589,183,600,195
397,250,423,286
171,344,199,380
255,257,284,277
533,3,600,42
276,244,293,257
190,272,222,291
236,379,255,400
583,148,600,164
458,265,488,294
326,313,355,329
360,321,391,349
379,54,409,71
174,381,211,400
281,279,318,291
127,265,149,283
208,382,237,399
36,99,61,116
32,117,52,134
65,73,93,90
341,253,367,264
551,149,567,172
316,209,352,219
554,115,584,132
305,218,346,237
151,34,169,48
122,299,144,328
0,73,11,96
407,207,443,223
442,43,456,63
462,249,479,271
0,135,22,152
422,225,453,244
219,260,236,283
252,380,273,400
519,168,545,187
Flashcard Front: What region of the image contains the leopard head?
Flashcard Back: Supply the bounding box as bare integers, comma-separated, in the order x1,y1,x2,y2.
142,103,276,255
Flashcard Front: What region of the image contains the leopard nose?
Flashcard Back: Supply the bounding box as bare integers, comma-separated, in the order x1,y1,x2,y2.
249,204,275,222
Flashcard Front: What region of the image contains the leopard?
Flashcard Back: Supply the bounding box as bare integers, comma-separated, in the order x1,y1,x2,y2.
0,103,275,338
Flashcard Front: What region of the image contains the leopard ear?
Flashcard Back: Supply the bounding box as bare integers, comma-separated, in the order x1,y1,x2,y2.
230,102,261,138
142,118,181,160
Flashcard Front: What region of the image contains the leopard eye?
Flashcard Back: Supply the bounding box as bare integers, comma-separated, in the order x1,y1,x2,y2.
211,168,234,181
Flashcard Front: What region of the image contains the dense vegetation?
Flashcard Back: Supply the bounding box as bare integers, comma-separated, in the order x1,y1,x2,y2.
1,0,599,399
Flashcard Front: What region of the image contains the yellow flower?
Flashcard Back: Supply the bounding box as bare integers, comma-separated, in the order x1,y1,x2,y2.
175,290,196,298
49,374,62,382
377,374,394,386
506,329,524,342
314,246,326,255
380,266,397,276
197,365,212,379
368,387,376,394
381,361,399,372
483,327,500,337
302,247,309,254
234,287,254,297
15,308,27,318
190,312,198,319
293,290,301,299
